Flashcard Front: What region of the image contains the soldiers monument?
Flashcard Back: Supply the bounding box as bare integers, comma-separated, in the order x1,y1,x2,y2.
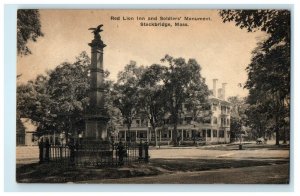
84,24,110,143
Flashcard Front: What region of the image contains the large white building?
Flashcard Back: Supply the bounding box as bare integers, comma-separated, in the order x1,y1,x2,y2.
117,79,232,145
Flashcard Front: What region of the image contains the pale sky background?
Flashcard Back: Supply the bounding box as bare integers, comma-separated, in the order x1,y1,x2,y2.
17,10,266,98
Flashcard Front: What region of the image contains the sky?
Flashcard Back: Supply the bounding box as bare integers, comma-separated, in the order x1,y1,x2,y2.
17,10,266,98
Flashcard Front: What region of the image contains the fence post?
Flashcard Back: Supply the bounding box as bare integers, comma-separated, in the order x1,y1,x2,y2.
59,145,63,162
117,141,125,166
138,140,143,161
69,141,75,166
111,141,115,165
144,141,150,163
39,139,44,164
45,139,50,162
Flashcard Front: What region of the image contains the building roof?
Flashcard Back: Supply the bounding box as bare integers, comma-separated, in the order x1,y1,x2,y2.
20,118,38,133
208,96,232,106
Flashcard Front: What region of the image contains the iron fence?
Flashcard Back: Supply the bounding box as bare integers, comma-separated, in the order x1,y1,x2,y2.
38,140,150,167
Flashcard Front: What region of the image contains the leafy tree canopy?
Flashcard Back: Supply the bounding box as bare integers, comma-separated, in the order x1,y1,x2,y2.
219,10,290,49
17,9,44,56
219,10,290,145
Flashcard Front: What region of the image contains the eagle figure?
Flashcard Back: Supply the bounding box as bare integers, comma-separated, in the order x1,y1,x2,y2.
88,24,104,36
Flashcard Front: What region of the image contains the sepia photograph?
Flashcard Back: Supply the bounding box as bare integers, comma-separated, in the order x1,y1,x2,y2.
15,9,290,184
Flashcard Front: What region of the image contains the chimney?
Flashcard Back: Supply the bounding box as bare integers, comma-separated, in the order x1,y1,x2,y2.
222,83,227,100
218,88,223,99
213,79,218,97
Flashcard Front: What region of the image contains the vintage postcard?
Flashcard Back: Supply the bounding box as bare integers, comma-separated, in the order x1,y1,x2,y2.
16,9,290,184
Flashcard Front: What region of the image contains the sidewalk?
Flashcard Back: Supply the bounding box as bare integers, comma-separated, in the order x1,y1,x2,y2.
16,146,39,164
16,142,290,164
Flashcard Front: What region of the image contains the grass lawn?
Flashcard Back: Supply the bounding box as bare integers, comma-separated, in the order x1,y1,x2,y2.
16,157,289,183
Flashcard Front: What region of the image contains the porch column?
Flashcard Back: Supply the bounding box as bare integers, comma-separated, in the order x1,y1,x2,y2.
135,130,137,142
181,130,184,141
159,130,161,143
147,129,149,142
53,132,56,145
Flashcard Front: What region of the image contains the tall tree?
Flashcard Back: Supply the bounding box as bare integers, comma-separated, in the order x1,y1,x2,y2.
219,10,290,145
161,55,209,146
17,9,44,56
17,74,54,137
46,52,90,139
104,71,123,141
138,64,167,146
228,96,248,142
17,52,90,138
112,61,144,142
17,51,117,141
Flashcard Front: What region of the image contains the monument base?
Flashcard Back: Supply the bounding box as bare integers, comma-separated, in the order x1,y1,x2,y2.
75,138,113,166
85,120,108,141
80,138,111,150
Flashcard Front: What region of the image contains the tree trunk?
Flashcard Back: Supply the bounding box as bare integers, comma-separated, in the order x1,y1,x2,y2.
127,127,131,142
66,117,72,143
275,126,280,145
172,123,178,146
283,125,287,144
153,126,158,147
275,116,280,145
259,125,262,138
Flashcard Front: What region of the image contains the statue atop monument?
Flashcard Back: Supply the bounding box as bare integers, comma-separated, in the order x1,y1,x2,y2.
88,24,104,38
88,24,106,48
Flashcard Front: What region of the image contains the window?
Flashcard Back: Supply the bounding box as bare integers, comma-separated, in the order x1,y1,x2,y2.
221,106,226,114
196,117,203,123
163,133,168,138
213,117,218,124
185,117,192,124
182,103,185,110
151,132,155,138
179,119,183,125
203,117,211,124
219,130,224,138
183,130,188,138
203,104,211,110
136,120,140,125
207,129,211,137
139,132,146,138
202,129,206,137
221,118,225,126
213,130,217,137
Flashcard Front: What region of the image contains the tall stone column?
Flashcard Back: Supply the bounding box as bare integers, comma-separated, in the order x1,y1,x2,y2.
85,25,109,141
